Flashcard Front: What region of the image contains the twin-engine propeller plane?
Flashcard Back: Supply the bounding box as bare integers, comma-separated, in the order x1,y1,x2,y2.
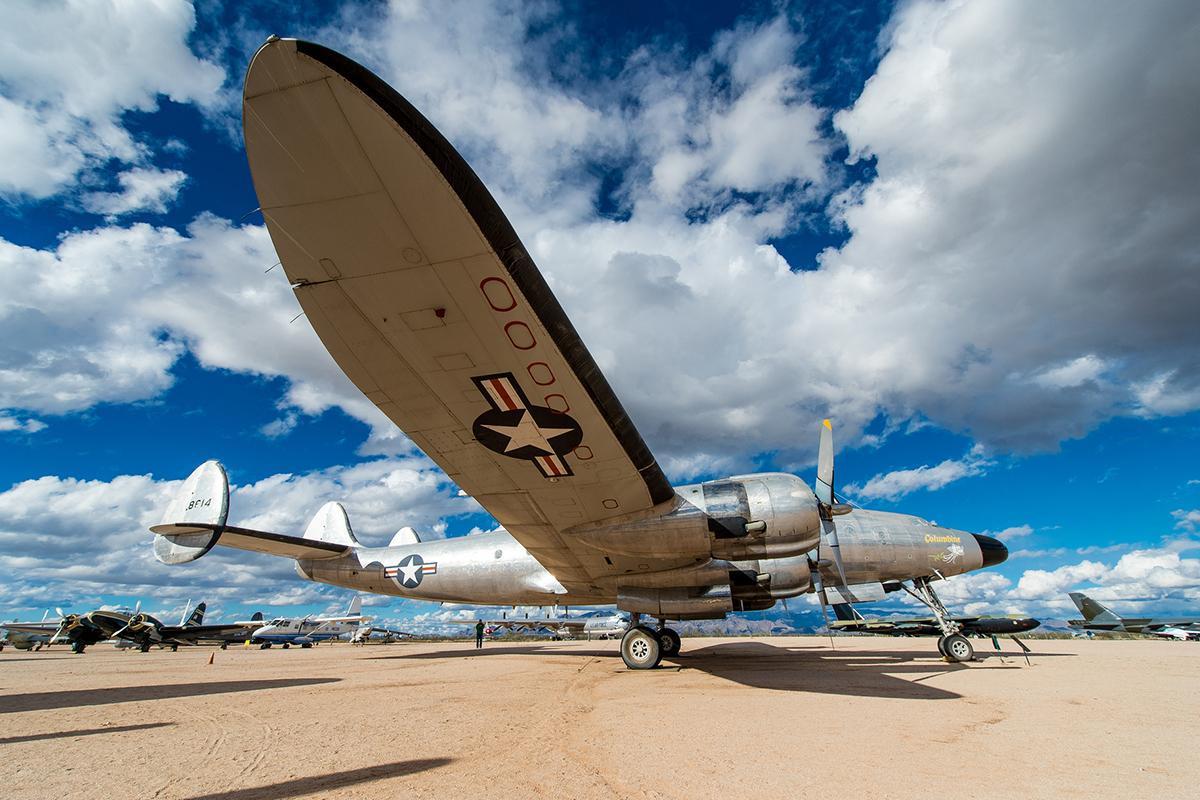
150,38,1009,669
2,601,256,653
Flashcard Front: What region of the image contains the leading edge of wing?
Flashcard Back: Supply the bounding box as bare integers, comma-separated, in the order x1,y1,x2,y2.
290,40,672,507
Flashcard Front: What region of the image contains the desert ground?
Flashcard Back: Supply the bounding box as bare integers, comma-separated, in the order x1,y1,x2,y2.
1,636,1196,799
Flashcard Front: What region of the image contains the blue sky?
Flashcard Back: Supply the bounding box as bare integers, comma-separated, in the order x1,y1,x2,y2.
2,0,1199,629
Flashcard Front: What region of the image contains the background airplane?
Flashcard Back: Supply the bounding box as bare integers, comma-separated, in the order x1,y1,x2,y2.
453,610,628,640
1,601,258,653
830,602,1040,638
251,596,369,648
1,611,59,651
1068,592,1200,639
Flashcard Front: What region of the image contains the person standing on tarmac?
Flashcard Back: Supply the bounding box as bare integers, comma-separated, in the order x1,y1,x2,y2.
475,619,484,649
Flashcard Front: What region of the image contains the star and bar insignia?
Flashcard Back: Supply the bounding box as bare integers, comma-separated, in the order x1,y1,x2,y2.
385,554,438,589
471,373,583,478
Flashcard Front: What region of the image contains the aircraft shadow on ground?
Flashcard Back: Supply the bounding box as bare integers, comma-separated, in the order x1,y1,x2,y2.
377,640,1069,700
0,721,175,745
1,678,341,714
181,758,453,800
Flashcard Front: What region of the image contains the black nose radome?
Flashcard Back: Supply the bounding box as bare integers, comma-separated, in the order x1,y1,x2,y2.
973,534,1008,567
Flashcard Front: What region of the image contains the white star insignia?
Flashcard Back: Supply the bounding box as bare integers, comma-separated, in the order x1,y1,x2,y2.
399,559,423,584
482,410,574,455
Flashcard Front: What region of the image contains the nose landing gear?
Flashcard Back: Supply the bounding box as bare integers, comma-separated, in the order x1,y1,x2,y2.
904,575,975,663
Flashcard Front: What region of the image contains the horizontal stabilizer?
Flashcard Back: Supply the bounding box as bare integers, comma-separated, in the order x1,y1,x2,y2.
151,462,352,564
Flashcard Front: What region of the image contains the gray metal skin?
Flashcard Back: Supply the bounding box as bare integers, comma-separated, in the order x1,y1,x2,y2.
294,471,995,617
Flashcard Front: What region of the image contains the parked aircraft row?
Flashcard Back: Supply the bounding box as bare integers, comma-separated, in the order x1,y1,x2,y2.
1068,592,1200,640
0,597,391,653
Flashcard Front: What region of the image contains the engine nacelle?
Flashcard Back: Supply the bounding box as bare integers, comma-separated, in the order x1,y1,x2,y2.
618,585,733,617
571,472,821,563
682,472,822,560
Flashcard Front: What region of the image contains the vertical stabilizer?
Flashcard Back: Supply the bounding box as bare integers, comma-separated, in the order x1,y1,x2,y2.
832,603,863,622
304,502,361,547
1069,592,1122,623
346,595,362,617
186,602,207,626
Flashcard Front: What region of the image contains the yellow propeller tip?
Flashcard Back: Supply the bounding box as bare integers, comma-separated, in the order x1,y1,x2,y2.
822,418,832,428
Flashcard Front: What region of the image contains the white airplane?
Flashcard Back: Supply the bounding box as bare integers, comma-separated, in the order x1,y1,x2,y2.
250,596,369,649
1150,626,1200,641
149,37,1012,670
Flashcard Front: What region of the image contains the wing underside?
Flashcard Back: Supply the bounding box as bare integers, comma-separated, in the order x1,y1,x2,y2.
243,39,681,591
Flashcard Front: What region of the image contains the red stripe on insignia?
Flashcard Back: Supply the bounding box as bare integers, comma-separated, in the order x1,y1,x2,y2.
540,455,562,476
489,379,520,411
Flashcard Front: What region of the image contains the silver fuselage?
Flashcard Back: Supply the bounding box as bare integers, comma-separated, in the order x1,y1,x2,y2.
294,472,989,615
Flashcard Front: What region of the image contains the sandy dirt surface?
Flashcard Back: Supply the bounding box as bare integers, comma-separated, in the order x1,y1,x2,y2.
1,636,1196,799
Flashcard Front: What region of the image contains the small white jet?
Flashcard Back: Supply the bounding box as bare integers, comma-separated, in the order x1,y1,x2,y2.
1151,626,1200,641
251,596,369,649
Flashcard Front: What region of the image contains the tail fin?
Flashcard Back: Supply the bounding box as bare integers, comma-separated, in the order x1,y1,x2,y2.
389,526,422,546
251,611,263,622
1069,592,1122,623
346,595,362,617
832,603,863,622
304,502,361,547
151,461,229,564
186,602,206,626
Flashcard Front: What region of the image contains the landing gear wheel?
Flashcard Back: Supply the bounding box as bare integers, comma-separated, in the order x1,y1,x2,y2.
620,626,662,670
282,643,290,649
936,636,948,657
220,643,228,650
171,645,178,652
301,642,313,649
943,633,974,663
259,642,271,649
72,642,86,654
140,641,151,653
658,628,681,657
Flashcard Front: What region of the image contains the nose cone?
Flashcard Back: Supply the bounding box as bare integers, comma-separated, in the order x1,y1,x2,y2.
972,534,1008,567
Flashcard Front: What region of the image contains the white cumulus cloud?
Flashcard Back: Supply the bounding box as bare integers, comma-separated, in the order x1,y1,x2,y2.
0,0,224,200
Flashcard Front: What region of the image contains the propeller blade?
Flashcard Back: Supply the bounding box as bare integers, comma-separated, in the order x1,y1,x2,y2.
56,607,65,618
816,419,834,507
821,517,849,588
810,560,836,650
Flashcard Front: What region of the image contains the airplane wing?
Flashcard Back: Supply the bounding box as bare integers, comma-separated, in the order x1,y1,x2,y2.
242,39,678,592
158,622,263,643
1,622,61,635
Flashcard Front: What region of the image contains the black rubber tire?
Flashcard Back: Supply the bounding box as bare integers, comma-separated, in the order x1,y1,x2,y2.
220,643,228,650
943,633,974,663
936,635,948,657
658,628,681,657
260,642,271,649
282,643,290,649
301,642,313,649
620,626,662,670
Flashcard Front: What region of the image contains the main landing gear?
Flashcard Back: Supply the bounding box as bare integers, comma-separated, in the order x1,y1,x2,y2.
904,575,975,663
619,614,682,669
